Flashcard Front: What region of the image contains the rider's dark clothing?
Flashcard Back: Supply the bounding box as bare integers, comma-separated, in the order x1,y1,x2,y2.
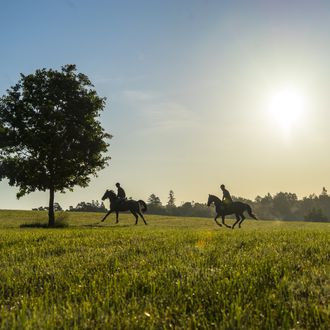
222,188,233,204
117,186,126,200
115,186,126,208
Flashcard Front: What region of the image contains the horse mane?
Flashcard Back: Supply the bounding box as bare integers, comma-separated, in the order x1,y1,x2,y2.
209,194,222,204
109,190,117,197
103,190,117,200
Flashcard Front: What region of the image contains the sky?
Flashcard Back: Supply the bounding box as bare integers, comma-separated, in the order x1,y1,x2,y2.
1,0,330,210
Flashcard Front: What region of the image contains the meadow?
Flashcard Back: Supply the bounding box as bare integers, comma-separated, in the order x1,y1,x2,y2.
0,210,329,329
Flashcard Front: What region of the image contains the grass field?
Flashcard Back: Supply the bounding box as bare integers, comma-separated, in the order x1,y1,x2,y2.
0,210,329,329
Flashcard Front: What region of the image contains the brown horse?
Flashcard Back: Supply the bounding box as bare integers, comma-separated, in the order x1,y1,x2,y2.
101,190,147,225
207,194,257,229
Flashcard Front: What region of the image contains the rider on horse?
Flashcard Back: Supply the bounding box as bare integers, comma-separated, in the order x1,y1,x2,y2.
116,183,126,206
220,184,233,209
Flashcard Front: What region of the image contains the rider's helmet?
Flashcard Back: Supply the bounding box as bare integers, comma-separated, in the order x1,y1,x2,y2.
116,182,120,187
220,184,225,189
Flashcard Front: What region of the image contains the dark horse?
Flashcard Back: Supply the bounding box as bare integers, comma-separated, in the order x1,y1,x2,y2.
207,194,257,229
101,190,148,225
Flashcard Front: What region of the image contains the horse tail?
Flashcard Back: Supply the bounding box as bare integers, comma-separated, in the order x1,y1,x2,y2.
138,200,147,213
246,204,258,220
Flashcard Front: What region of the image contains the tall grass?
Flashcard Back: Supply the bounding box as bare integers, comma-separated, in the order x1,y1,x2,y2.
0,210,329,329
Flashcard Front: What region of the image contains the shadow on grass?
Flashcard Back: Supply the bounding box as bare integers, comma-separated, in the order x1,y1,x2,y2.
20,215,69,228
20,221,69,228
79,222,139,228
80,222,103,228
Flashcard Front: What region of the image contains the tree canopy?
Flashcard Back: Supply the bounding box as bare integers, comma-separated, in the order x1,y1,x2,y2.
0,64,111,225
167,190,175,207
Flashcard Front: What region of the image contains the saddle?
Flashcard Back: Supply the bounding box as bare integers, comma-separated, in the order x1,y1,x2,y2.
116,198,127,207
221,201,233,212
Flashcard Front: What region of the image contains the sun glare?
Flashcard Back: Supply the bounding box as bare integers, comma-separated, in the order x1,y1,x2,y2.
267,86,306,132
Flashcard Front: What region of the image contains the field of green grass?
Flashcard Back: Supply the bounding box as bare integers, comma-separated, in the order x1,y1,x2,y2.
0,210,329,329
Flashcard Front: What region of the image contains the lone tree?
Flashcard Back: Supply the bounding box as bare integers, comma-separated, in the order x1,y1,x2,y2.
0,65,111,226
147,193,162,207
167,190,176,207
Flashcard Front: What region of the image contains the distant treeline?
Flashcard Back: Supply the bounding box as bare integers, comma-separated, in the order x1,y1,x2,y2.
68,200,107,213
146,188,330,222
33,200,107,213
33,188,330,222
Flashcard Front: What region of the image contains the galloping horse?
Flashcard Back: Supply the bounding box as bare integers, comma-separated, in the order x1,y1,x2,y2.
207,194,257,229
101,190,148,225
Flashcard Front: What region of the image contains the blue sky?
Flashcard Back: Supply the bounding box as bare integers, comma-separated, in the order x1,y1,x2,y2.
1,0,330,209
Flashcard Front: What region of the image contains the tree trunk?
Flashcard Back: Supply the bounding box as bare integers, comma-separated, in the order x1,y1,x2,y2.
48,187,55,227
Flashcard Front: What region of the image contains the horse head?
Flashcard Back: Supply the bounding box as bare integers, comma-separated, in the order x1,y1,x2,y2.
102,189,117,201
207,194,222,207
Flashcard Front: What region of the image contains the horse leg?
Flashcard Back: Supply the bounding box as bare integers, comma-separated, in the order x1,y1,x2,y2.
101,210,112,222
214,213,222,227
115,211,119,224
138,211,147,225
232,214,240,229
130,210,139,225
222,215,231,228
238,214,246,228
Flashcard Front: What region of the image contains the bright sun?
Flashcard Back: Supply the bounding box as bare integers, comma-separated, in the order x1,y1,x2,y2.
267,86,306,131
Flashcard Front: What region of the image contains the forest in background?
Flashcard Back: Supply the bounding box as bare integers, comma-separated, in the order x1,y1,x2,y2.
144,188,330,222
33,188,330,222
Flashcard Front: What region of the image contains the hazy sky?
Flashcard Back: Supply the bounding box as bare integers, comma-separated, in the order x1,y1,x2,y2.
1,0,330,210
